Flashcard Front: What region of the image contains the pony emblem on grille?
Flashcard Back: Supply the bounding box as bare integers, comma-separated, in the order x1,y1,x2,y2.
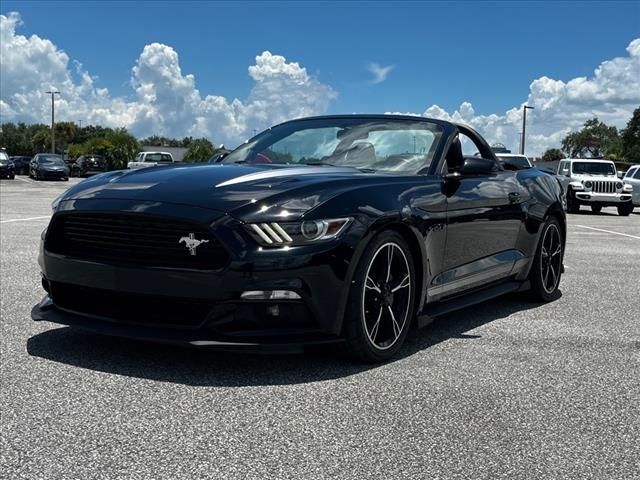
179,233,209,256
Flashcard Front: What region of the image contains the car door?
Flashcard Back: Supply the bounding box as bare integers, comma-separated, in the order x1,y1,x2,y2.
435,129,527,298
625,167,640,205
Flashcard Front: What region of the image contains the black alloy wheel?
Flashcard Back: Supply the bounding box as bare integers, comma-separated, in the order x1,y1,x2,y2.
344,231,415,362
528,217,563,302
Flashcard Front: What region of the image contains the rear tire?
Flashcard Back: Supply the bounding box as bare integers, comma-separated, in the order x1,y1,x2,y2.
344,231,416,363
590,205,602,214
617,203,633,216
527,217,563,302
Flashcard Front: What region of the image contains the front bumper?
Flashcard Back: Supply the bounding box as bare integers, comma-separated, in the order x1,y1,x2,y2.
39,170,67,179
0,165,14,176
574,191,632,206
31,296,341,351
34,200,365,347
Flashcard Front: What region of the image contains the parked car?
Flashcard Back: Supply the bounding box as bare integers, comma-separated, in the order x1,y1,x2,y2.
33,115,566,362
72,154,108,177
556,158,634,215
29,154,69,181
495,153,533,170
623,164,640,206
0,151,15,179
9,156,32,175
127,151,175,169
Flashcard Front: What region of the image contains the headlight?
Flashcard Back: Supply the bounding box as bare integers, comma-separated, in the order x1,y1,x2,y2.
51,194,63,212
246,218,352,246
616,182,623,189
583,180,592,189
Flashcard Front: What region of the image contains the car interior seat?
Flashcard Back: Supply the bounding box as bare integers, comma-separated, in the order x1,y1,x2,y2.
344,142,377,166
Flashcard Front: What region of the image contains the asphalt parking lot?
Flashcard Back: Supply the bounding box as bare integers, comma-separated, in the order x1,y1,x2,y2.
1,176,639,480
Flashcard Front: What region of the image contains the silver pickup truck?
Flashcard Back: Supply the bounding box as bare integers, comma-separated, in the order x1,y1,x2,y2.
556,158,634,215
127,151,175,170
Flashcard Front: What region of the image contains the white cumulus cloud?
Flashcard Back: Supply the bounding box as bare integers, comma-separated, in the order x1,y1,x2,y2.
391,39,640,156
0,12,336,146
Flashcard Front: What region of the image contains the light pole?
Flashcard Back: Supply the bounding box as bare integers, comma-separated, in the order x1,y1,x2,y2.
78,119,82,129
45,91,60,153
520,105,534,155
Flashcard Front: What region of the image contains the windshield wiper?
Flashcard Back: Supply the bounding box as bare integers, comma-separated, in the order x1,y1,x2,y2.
304,161,336,167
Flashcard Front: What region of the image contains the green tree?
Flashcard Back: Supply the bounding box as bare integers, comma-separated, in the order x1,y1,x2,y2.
621,106,640,162
31,129,52,153
54,121,78,154
105,130,140,169
183,138,215,162
561,118,620,158
542,148,564,162
67,143,89,160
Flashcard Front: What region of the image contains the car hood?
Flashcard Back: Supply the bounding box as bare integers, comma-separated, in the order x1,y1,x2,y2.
59,163,383,218
41,164,68,170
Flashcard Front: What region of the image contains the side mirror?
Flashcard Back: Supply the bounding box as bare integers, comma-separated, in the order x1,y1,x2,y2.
459,157,497,175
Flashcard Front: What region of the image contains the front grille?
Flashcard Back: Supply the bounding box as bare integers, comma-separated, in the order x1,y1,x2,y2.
43,170,66,178
591,180,616,193
46,212,229,270
49,281,213,328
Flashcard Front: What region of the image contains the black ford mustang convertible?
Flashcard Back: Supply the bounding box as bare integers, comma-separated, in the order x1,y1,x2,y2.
33,115,565,362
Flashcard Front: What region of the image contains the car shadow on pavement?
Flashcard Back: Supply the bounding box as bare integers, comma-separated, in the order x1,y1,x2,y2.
26,293,554,387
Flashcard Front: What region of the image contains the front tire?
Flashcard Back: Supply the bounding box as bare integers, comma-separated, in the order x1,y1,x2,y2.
527,217,563,302
617,203,633,216
344,231,416,363
566,189,579,213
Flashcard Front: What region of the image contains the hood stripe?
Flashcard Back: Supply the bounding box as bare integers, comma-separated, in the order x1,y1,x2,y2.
215,166,358,187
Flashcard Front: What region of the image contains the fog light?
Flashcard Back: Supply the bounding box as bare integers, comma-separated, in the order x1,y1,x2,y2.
241,290,301,300
266,305,280,317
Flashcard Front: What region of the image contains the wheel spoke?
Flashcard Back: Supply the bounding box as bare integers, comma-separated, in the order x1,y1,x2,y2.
391,274,410,292
544,265,550,287
365,276,381,293
548,264,557,289
387,305,401,339
369,307,383,342
386,245,393,282
551,245,562,257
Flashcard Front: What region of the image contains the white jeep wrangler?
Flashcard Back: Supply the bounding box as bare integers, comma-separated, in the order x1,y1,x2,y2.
127,151,175,170
556,158,634,216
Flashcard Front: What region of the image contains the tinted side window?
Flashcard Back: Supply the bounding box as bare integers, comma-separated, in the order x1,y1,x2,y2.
634,168,640,179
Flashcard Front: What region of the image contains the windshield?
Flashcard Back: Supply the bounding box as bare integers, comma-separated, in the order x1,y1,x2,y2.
144,153,173,162
497,155,531,168
37,155,64,166
572,161,615,176
222,118,444,174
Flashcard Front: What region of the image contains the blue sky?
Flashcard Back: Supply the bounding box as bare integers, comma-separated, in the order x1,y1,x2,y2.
1,1,639,153
3,1,638,114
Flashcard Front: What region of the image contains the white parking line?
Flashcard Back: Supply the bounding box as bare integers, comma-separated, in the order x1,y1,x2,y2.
574,225,640,240
0,216,50,224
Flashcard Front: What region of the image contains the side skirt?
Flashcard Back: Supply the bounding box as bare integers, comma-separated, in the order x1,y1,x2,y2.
417,279,529,328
